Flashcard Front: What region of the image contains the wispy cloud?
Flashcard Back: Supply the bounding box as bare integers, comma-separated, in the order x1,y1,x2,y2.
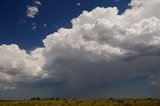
19,20,26,24
31,23,37,30
34,1,41,5
53,24,59,28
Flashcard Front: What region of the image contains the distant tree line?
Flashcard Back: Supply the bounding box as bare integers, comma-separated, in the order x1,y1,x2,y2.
30,97,60,100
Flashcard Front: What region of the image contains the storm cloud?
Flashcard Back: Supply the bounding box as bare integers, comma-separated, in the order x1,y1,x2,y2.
0,0,160,98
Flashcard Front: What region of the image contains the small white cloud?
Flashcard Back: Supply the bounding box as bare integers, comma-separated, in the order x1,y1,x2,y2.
32,23,37,26
32,26,37,30
77,3,81,6
44,23,47,27
32,23,37,30
26,6,39,18
34,1,41,5
26,1,42,18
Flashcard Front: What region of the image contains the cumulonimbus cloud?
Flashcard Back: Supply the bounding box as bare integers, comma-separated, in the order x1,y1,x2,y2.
1,0,160,95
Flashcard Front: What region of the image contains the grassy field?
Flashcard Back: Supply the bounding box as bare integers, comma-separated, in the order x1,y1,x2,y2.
0,98,160,106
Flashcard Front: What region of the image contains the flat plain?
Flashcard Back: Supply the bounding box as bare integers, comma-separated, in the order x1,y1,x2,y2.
0,98,160,106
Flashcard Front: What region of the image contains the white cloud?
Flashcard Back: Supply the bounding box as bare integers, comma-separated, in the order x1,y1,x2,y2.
26,6,39,18
0,44,46,89
1,0,160,94
26,1,42,18
44,23,47,27
77,3,81,6
32,26,37,30
31,23,37,30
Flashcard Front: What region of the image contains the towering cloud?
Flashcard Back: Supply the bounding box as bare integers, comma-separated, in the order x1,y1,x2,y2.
1,0,160,97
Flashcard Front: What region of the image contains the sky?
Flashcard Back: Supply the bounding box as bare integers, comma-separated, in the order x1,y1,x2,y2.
0,0,160,99
0,0,130,50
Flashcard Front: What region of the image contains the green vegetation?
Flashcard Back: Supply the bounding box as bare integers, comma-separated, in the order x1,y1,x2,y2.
0,98,160,106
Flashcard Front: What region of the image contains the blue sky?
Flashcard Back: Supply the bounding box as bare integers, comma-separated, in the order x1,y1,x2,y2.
0,0,130,50
0,0,160,99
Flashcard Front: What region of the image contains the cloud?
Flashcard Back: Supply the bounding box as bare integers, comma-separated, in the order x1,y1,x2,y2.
44,23,47,27
26,1,41,18
32,23,37,30
0,44,47,90
1,0,160,97
19,20,26,24
26,6,39,18
32,26,37,30
53,24,59,28
34,1,41,5
77,3,81,6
